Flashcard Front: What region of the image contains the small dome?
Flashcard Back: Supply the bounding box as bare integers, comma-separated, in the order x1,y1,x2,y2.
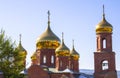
56,33,70,56
31,52,37,60
17,43,26,52
56,41,70,52
70,46,79,55
70,40,79,60
16,34,27,56
70,48,79,60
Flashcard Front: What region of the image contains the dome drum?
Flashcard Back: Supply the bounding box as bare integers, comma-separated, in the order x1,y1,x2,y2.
96,27,112,34
36,40,60,49
70,55,79,60
56,50,70,56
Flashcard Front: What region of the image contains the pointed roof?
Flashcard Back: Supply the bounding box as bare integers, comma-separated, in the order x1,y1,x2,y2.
70,40,79,55
63,68,72,73
56,33,69,52
62,67,73,73
36,11,60,43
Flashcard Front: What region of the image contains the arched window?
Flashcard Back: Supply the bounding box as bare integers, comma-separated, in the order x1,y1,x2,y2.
43,56,46,64
60,61,62,67
103,39,106,49
51,55,54,64
102,60,109,70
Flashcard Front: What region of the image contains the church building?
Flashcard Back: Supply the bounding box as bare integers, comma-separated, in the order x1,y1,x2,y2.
28,11,80,78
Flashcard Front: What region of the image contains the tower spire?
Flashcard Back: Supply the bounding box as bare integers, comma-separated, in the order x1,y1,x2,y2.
62,32,64,44
103,5,105,19
19,34,22,44
72,40,74,49
47,10,50,26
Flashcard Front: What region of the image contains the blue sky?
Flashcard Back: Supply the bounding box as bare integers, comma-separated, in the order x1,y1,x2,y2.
0,0,120,70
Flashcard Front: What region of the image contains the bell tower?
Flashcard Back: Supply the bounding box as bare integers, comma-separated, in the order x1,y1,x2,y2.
94,5,117,78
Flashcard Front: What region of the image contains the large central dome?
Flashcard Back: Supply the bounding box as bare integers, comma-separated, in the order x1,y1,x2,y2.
36,25,60,43
36,11,60,49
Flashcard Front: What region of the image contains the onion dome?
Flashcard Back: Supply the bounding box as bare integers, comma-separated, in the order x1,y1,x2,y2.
36,11,60,49
31,52,37,61
56,33,70,56
96,5,113,34
31,52,38,65
70,40,79,60
16,34,27,57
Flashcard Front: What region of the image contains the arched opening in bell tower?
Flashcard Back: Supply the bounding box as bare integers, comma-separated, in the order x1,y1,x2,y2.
103,38,106,49
102,60,109,70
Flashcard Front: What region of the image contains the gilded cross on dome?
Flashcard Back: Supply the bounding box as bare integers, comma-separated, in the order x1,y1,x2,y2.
48,10,50,20
62,32,63,40
19,34,22,43
47,11,50,26
103,5,105,18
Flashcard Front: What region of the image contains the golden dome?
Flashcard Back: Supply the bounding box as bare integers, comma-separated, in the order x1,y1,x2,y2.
55,33,70,56
16,34,27,56
31,52,37,60
36,11,60,49
96,16,113,33
70,40,79,60
36,25,60,43
17,42,26,52
96,5,113,33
